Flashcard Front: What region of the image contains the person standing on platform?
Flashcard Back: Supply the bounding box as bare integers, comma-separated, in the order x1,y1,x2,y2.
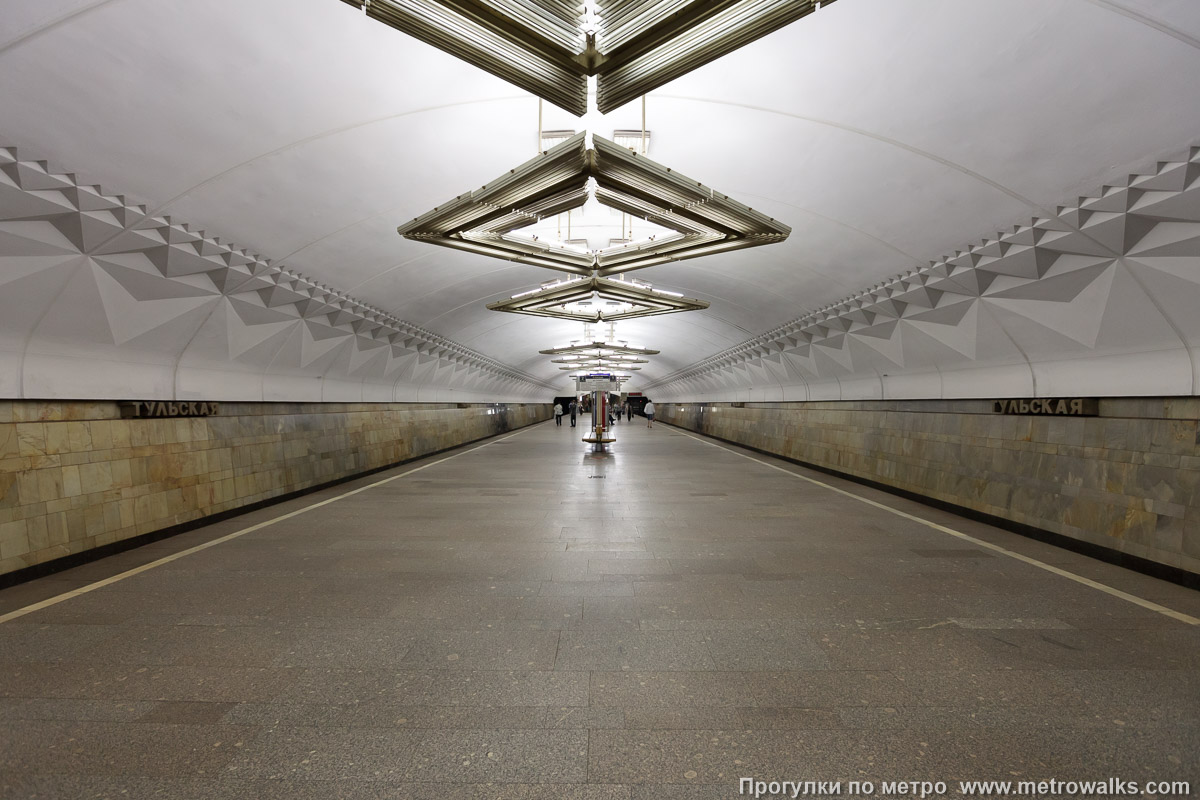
627,403,633,422
569,398,578,427
644,400,655,428
554,402,563,427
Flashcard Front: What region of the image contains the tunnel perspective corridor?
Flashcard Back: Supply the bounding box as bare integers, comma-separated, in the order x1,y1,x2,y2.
1,420,1197,798
3,0,1200,794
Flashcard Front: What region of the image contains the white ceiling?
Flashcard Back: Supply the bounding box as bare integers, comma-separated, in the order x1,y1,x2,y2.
1,0,1199,398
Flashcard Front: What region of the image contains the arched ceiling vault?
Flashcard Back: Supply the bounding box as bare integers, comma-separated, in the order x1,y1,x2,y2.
1,0,1199,401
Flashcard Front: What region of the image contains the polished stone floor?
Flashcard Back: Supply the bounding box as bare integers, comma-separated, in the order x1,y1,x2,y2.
1,420,1198,799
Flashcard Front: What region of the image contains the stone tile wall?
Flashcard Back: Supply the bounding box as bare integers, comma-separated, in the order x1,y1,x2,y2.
0,401,551,577
658,398,1200,575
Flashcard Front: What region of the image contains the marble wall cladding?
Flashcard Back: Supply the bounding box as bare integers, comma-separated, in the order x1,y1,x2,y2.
0,400,551,576
658,398,1200,575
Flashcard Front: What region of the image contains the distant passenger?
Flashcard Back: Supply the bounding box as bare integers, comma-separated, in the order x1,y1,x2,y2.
554,402,563,427
569,399,578,427
627,403,632,421
644,400,655,428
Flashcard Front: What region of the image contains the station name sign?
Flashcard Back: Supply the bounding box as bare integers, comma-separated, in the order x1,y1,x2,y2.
120,401,220,419
577,376,617,391
992,398,1097,416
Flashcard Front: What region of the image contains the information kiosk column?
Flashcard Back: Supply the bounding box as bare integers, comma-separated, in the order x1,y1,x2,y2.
578,375,617,448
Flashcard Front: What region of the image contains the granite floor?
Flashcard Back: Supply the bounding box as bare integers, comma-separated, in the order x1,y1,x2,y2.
1,420,1198,799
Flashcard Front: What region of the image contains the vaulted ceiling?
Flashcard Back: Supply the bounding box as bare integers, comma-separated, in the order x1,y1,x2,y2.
1,0,1199,402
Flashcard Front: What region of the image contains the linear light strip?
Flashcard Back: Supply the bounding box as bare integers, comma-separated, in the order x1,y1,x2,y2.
366,0,588,114
592,138,786,234
400,133,589,235
484,186,590,232
591,186,723,237
486,275,708,321
597,0,819,112
426,236,595,273
541,341,661,356
345,0,834,115
594,0,713,54
467,0,586,53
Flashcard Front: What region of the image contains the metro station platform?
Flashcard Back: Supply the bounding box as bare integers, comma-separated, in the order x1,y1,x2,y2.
1,421,1197,798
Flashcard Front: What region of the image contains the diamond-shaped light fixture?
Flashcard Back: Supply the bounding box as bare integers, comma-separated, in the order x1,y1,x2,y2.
399,133,790,277
540,340,659,357
551,355,649,365
340,0,835,115
560,363,642,371
488,274,708,322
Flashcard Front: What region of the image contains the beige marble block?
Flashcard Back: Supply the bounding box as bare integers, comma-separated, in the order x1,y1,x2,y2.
0,471,18,509
0,518,31,559
16,423,47,457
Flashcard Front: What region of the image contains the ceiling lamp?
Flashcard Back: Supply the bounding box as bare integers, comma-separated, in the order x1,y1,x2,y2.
487,274,708,321
540,340,659,357
549,357,648,367
612,129,651,153
559,357,648,367
339,0,835,115
552,356,649,365
399,133,790,277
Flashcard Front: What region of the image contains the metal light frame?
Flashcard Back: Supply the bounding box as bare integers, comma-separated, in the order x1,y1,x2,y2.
340,0,834,115
487,274,708,321
400,133,790,277
549,357,648,367
559,363,641,371
540,340,659,357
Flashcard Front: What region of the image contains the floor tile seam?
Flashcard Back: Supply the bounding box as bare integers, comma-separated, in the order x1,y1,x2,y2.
667,429,1200,627
36,720,623,736
0,425,544,626
3,775,617,790
0,705,1159,722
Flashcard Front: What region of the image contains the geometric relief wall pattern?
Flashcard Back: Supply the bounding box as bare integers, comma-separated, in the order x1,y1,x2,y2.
648,145,1200,398
0,145,554,399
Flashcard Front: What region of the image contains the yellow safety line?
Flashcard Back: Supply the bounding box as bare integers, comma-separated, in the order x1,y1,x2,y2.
671,429,1200,626
0,424,542,625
